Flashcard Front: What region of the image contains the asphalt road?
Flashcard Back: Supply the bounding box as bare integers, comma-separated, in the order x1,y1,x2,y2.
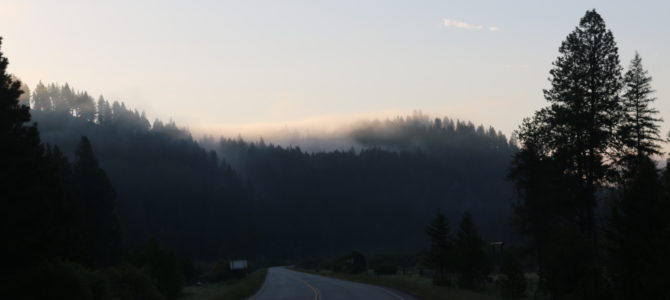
248,267,417,300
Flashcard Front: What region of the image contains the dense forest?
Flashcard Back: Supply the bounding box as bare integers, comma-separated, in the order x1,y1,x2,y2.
212,115,516,257
28,82,517,261
29,82,254,260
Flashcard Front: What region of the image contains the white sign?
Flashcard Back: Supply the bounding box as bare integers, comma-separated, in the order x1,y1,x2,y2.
230,260,248,270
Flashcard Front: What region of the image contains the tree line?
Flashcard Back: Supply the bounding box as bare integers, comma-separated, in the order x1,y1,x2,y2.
19,79,519,262
211,114,516,258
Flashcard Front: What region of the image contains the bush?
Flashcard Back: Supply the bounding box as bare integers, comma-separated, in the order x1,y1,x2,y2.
104,265,164,300
332,251,367,274
7,260,115,300
127,239,183,299
497,254,526,298
179,258,198,284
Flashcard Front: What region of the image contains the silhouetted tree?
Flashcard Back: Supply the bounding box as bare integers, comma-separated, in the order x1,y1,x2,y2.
509,10,623,299
425,212,452,286
607,157,670,299
454,213,490,289
72,136,121,267
618,52,662,160
0,37,67,284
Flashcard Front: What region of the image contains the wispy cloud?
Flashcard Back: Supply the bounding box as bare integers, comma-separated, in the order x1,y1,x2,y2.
443,18,501,32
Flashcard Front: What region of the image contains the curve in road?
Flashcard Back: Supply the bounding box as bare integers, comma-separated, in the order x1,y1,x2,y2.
249,267,417,300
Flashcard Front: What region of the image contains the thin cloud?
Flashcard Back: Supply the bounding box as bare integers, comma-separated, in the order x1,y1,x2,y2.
443,18,501,32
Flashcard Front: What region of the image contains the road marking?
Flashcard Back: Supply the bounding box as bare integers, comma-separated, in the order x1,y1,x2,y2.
285,271,321,300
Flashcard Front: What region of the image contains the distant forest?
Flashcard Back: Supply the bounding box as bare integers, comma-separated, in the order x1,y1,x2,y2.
27,82,517,261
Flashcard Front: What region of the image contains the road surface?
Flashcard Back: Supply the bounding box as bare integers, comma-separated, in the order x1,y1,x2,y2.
248,267,417,300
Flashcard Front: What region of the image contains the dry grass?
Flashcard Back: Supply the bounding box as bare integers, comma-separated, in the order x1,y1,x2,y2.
180,269,267,300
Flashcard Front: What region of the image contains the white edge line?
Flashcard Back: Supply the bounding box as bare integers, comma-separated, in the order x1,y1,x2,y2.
246,270,269,300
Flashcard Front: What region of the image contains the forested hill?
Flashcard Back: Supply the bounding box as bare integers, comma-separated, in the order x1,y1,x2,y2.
29,82,254,260
29,82,518,261
215,114,518,256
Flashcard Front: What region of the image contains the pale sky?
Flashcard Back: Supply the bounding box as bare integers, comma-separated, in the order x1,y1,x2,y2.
1,0,669,138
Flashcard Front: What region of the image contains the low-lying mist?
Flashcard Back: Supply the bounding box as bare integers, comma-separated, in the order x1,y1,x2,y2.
195,110,514,154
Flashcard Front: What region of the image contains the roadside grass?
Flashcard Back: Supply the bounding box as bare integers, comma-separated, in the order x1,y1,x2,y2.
293,268,505,300
180,269,267,300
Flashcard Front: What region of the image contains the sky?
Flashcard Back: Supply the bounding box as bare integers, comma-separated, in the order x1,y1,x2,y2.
1,0,669,139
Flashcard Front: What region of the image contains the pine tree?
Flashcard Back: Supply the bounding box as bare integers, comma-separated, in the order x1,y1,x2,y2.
424,212,452,286
72,136,121,267
509,10,623,299
96,96,111,124
542,9,623,235
618,52,662,159
32,81,53,112
454,213,490,289
607,157,670,299
0,37,68,284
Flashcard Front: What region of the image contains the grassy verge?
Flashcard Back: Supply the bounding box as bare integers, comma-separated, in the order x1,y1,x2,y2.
292,268,504,300
180,269,267,300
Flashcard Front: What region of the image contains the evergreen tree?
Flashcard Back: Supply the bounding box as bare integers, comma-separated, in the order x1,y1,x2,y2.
618,52,662,159
509,10,624,299
424,212,452,286
72,136,121,267
32,81,53,112
0,36,69,287
607,157,670,299
96,96,111,124
454,213,490,289
541,9,623,235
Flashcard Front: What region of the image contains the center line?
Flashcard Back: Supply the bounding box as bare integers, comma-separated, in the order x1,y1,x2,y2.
285,271,321,300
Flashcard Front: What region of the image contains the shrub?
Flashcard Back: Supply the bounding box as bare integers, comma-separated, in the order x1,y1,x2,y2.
497,253,527,298
7,260,114,300
332,251,367,274
127,239,183,299
104,265,164,300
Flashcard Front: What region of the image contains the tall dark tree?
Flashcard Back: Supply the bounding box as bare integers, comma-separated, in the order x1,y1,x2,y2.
72,136,121,267
542,9,623,235
0,37,70,288
618,52,662,160
607,157,670,300
454,213,491,289
424,212,452,286
509,10,623,299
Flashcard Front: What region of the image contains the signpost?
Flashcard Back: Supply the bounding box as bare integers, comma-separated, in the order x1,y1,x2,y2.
229,260,248,270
